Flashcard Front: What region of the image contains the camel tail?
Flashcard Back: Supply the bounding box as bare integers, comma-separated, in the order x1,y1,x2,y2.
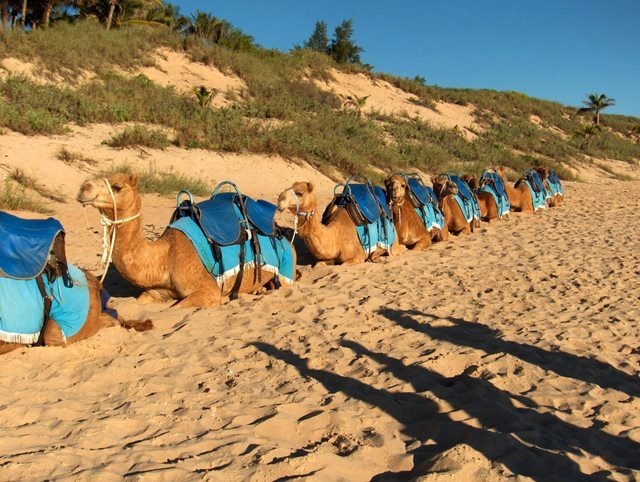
119,318,154,332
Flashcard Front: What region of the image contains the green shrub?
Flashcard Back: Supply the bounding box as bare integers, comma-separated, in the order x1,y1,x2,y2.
103,125,171,149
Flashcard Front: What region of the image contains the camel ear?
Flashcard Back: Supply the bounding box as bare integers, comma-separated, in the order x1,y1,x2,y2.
306,182,314,193
129,174,139,188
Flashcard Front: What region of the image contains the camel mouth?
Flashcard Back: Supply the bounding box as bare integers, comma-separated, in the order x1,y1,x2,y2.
76,193,98,205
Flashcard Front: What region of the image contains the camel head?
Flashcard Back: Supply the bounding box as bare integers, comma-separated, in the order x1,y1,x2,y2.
276,181,315,215
534,166,549,181
463,174,479,191
431,175,458,199
384,174,408,205
77,172,142,218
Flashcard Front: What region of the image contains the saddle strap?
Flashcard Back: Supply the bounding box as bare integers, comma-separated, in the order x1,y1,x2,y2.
35,275,53,346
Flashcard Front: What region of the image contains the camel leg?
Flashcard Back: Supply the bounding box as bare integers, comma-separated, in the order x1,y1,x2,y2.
413,238,431,250
459,225,471,236
0,341,24,354
171,288,221,309
42,319,67,346
138,289,174,304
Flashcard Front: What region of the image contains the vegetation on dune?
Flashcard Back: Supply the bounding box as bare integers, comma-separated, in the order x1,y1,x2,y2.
100,163,212,197
0,7,638,182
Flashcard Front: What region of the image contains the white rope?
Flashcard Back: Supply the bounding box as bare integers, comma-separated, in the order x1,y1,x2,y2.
99,178,140,284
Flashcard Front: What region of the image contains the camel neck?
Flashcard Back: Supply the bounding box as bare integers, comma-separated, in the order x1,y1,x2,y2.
297,200,341,261
101,196,170,288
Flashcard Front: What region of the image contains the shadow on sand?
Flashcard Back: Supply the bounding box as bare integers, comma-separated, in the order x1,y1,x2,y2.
252,338,638,481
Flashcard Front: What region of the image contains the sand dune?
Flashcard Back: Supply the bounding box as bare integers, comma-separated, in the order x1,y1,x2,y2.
1,173,639,480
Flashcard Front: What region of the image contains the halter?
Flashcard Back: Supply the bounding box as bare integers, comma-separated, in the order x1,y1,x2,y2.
97,177,141,283
278,189,314,243
387,178,406,227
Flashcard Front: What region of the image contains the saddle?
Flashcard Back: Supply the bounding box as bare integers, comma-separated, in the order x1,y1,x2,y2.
519,169,547,194
171,187,277,247
0,211,73,344
323,178,391,226
546,169,564,196
443,174,481,222
0,211,69,282
480,171,507,199
404,175,439,209
169,181,281,295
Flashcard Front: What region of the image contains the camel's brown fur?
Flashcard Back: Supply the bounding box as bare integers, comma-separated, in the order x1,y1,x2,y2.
431,175,476,236
77,173,294,308
463,174,500,222
277,181,397,264
384,175,448,249
0,270,152,355
495,166,535,213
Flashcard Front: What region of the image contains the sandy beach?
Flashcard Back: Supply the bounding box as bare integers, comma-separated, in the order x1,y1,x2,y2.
1,152,639,480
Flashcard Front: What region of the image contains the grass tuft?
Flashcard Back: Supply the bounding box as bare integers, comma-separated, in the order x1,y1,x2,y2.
9,168,66,203
0,180,53,214
103,125,171,150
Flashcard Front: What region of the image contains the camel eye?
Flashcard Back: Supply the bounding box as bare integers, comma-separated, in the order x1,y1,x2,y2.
294,191,303,196
111,184,123,192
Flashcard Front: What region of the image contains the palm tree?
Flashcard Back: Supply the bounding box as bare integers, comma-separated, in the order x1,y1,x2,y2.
576,93,615,126
342,94,370,119
574,123,601,150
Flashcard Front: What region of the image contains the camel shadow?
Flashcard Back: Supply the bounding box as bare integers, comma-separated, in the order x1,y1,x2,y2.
252,341,638,481
378,308,640,399
278,227,315,266
101,264,143,298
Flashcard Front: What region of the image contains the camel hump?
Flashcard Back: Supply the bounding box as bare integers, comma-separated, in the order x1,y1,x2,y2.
0,211,66,280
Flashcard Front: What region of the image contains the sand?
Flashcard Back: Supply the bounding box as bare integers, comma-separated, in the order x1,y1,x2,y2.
0,147,639,480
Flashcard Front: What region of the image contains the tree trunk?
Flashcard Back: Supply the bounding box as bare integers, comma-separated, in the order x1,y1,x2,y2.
21,0,27,29
105,0,117,30
0,0,9,31
42,1,52,28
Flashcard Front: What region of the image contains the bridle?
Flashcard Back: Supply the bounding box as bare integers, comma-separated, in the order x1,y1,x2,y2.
96,177,141,283
279,189,314,243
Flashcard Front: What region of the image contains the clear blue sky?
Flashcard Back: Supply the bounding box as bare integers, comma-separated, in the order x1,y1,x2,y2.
174,0,640,118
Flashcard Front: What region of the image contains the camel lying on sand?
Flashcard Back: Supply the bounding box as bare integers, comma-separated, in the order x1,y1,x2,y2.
0,268,151,355
535,166,564,207
431,175,477,235
495,166,536,213
78,173,294,308
463,174,499,222
277,181,396,264
385,174,449,250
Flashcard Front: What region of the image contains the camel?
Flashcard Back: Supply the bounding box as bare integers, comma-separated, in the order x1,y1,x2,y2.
495,166,536,213
431,175,477,235
0,268,152,355
276,181,396,265
384,174,449,250
463,174,499,222
535,166,564,207
77,173,295,308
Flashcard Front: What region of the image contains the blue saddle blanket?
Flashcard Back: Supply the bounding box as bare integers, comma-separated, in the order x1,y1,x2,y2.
355,216,396,256
0,264,89,344
174,192,277,246
0,211,64,280
169,217,295,286
479,171,511,218
523,170,551,210
546,170,564,196
406,177,445,231
447,175,481,223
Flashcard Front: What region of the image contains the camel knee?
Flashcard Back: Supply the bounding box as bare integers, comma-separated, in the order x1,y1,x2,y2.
42,319,66,347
